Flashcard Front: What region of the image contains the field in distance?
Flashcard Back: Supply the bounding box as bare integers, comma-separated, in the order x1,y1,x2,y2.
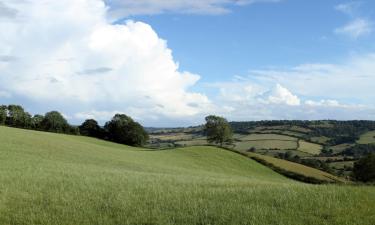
148,121,375,178
0,126,374,225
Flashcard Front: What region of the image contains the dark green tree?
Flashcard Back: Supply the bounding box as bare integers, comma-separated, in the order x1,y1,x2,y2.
352,153,375,182
0,105,7,125
40,111,69,133
6,105,31,128
31,114,44,130
204,115,233,146
67,126,80,135
79,119,104,138
104,114,148,146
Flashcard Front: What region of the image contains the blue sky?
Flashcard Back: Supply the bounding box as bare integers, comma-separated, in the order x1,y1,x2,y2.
0,0,375,126
129,0,374,76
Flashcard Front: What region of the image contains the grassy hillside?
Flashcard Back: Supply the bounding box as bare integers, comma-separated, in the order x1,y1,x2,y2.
0,126,375,225
298,140,322,155
357,130,375,144
148,122,375,177
243,152,344,183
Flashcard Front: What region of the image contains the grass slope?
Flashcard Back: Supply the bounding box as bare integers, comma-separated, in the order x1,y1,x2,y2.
239,133,297,141
244,152,344,183
0,126,375,225
298,140,322,155
234,140,297,151
357,130,375,144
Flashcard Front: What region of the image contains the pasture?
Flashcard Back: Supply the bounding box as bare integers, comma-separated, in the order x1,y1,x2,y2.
238,133,297,141
298,140,322,155
0,126,374,225
234,140,297,151
357,130,375,144
245,152,344,183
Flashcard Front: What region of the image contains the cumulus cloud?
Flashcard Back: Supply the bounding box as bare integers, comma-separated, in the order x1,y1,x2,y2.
0,0,212,123
207,53,375,121
260,84,300,106
105,0,281,19
1,0,374,125
249,53,375,103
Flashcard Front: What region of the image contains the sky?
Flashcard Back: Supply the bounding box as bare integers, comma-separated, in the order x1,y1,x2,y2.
0,0,375,126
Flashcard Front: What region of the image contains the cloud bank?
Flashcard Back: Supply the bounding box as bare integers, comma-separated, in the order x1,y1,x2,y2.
208,53,375,121
0,0,374,126
0,0,212,124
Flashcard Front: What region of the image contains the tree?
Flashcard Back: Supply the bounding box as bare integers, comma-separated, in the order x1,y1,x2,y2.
31,114,44,130
6,105,31,128
40,111,69,133
352,153,375,182
204,115,233,146
104,114,148,146
0,105,7,125
79,119,104,138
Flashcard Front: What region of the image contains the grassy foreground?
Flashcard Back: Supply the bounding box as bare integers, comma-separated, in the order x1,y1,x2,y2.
0,126,374,225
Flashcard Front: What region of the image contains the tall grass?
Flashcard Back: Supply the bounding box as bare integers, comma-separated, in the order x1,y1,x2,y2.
0,126,374,225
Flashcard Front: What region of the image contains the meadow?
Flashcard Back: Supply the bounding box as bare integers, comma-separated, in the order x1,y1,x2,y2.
297,140,322,155
357,130,375,144
0,126,375,225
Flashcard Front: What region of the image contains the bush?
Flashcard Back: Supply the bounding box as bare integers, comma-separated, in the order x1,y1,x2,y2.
352,153,375,183
79,119,104,138
104,114,149,147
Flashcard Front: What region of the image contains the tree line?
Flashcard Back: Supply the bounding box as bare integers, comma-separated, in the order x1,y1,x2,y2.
0,104,148,147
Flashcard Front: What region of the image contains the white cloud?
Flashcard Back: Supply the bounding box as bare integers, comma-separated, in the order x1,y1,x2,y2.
335,18,372,39
248,53,375,102
305,100,341,107
334,2,372,39
260,84,300,106
75,110,126,121
207,53,375,121
0,0,374,125
0,0,213,122
106,0,281,19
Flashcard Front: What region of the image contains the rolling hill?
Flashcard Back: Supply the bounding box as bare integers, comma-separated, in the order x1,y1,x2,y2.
0,126,374,225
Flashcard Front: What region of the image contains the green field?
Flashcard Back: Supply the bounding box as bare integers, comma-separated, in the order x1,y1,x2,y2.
234,134,298,151
329,161,355,170
239,133,297,141
244,152,344,183
0,126,375,225
150,133,194,141
175,139,208,146
255,149,312,158
310,136,331,144
329,143,355,154
234,140,298,151
298,140,323,155
357,130,375,144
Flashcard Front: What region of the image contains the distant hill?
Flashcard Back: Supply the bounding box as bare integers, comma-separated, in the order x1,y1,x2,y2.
147,120,375,178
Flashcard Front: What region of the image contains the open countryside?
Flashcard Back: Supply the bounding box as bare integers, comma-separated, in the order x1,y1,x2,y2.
1,126,375,225
1,0,375,224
